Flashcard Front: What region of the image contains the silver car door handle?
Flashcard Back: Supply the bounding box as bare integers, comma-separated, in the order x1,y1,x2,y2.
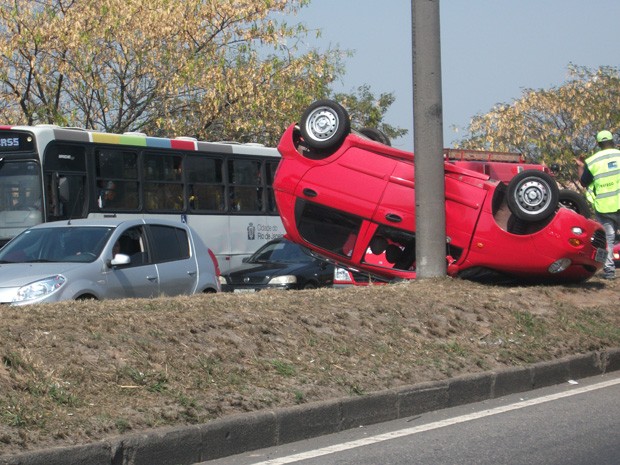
146,275,158,282
187,271,197,277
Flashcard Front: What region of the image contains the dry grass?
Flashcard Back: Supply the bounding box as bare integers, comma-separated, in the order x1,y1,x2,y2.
0,276,619,456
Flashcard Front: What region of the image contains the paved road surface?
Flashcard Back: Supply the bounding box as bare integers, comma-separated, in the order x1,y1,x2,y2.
201,372,620,465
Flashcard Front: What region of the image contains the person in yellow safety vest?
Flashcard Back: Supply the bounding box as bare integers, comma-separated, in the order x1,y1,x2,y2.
575,130,620,280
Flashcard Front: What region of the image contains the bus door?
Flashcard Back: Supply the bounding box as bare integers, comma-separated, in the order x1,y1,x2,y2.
43,143,88,221
45,172,87,221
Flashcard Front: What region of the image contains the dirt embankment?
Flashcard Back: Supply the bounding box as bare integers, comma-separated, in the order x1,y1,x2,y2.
0,276,618,456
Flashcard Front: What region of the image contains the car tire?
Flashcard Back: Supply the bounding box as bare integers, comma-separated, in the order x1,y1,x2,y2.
299,100,351,151
358,127,391,146
558,189,591,218
506,170,559,222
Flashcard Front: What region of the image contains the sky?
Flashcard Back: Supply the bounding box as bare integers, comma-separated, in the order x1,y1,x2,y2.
290,0,620,152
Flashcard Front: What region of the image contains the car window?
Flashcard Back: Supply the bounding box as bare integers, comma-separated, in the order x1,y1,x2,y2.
0,226,113,263
362,226,417,271
296,201,363,258
56,227,113,262
269,241,313,263
113,226,149,266
149,225,190,262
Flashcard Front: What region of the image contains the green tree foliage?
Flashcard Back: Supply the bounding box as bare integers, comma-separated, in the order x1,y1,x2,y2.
457,65,620,186
0,0,406,147
334,84,408,141
0,0,355,146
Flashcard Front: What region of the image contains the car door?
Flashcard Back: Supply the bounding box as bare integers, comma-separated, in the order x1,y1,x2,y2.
295,145,396,221
147,224,199,296
105,225,160,298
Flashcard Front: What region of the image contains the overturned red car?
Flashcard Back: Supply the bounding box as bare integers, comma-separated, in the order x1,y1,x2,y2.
273,100,607,283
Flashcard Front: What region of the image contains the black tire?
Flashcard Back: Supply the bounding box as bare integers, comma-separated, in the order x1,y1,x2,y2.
506,170,559,222
299,100,351,151
558,189,591,218
358,127,391,146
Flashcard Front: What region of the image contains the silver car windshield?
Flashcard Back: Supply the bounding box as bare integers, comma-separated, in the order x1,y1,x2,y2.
0,226,114,263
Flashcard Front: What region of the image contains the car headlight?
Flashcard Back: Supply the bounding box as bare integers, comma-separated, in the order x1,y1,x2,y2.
268,275,297,285
13,275,66,303
218,276,228,285
548,259,571,274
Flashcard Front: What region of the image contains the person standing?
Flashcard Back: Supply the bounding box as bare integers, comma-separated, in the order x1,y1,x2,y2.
576,130,620,280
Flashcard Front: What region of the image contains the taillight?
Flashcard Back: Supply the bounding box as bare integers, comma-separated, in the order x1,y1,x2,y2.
208,249,220,276
333,267,354,284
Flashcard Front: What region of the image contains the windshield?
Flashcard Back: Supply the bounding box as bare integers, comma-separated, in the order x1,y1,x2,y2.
249,240,313,263
0,226,113,264
0,160,43,245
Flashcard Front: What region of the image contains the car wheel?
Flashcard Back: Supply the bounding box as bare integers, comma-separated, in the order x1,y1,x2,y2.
303,282,317,290
299,100,351,151
358,127,391,146
558,189,591,218
506,170,559,222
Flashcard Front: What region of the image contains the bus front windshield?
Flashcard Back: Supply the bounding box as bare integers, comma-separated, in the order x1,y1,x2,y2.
0,160,43,246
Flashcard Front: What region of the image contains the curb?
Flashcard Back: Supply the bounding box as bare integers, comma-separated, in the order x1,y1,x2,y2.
2,348,619,465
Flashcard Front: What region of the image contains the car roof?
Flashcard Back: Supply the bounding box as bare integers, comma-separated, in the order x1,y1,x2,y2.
27,218,191,230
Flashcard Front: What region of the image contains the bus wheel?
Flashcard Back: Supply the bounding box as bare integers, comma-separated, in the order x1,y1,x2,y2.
299,100,351,151
507,171,559,222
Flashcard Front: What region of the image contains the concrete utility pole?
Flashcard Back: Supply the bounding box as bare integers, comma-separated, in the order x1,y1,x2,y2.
412,0,447,278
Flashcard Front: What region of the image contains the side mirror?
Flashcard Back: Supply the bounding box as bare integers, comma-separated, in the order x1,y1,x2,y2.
110,253,131,267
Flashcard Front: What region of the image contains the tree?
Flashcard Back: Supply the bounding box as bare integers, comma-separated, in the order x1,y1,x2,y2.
334,84,408,142
457,65,620,186
0,0,350,146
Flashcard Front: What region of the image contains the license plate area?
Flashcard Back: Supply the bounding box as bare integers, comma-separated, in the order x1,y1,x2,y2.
594,248,607,263
233,288,257,293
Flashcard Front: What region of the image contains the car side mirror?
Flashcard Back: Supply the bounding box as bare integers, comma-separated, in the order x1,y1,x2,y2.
109,253,131,267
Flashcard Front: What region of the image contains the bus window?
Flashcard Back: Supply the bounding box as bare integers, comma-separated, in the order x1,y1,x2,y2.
186,156,225,212
144,153,183,211
95,148,139,210
0,162,42,211
228,159,262,212
0,161,43,239
144,182,183,211
266,161,279,213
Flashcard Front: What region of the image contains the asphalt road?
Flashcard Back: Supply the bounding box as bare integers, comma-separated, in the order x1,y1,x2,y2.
201,372,620,465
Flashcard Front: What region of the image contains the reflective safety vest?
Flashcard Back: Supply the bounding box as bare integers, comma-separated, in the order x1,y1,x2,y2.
585,147,620,213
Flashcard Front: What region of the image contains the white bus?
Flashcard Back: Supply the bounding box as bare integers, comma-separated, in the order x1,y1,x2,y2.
0,124,283,272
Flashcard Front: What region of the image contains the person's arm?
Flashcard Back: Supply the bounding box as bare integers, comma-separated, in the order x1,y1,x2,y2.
575,157,593,187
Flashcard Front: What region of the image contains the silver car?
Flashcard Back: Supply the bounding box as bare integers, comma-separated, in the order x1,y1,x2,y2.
0,218,220,305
